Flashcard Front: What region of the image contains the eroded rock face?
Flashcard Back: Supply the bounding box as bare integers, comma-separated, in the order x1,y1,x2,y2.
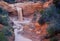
0,1,43,16
0,1,15,12
0,0,52,16
9,2,43,16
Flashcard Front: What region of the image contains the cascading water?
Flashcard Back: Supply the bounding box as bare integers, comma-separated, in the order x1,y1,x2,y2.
9,6,32,41
16,7,23,21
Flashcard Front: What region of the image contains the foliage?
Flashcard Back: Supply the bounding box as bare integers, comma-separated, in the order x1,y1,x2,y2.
3,0,15,4
0,32,8,41
0,7,13,41
38,5,58,25
53,0,60,14
53,0,60,9
50,37,58,41
2,26,13,36
0,26,13,41
0,7,9,26
38,17,45,25
39,4,60,24
47,26,56,36
40,9,44,14
39,4,60,41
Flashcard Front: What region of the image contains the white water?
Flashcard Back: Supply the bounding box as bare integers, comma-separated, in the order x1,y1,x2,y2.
13,18,32,41
16,7,23,21
10,7,32,41
10,17,32,41
14,29,32,41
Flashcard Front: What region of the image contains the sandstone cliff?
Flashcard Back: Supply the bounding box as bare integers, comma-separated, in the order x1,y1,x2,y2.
0,0,52,16
0,1,43,16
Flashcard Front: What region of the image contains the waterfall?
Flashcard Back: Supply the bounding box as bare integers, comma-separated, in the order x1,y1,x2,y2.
9,6,32,41
16,7,23,21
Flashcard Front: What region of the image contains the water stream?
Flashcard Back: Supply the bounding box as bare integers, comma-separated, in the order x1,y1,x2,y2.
10,7,32,41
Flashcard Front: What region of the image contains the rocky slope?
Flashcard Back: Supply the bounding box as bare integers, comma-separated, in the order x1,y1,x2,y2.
0,0,52,16
1,0,59,41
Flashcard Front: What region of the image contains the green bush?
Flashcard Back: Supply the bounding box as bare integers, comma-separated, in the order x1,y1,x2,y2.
39,4,60,41
40,9,44,14
0,32,8,41
4,0,15,4
47,26,56,36
0,7,9,26
0,7,14,41
50,37,58,41
2,26,12,36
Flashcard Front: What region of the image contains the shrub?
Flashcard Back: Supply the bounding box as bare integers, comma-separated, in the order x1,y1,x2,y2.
38,5,58,25
3,0,15,4
50,37,58,41
0,7,9,26
2,26,13,36
0,7,14,41
39,3,60,41
0,32,8,41
47,26,56,36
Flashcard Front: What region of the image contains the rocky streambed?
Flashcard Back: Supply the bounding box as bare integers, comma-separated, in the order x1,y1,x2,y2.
9,16,33,41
